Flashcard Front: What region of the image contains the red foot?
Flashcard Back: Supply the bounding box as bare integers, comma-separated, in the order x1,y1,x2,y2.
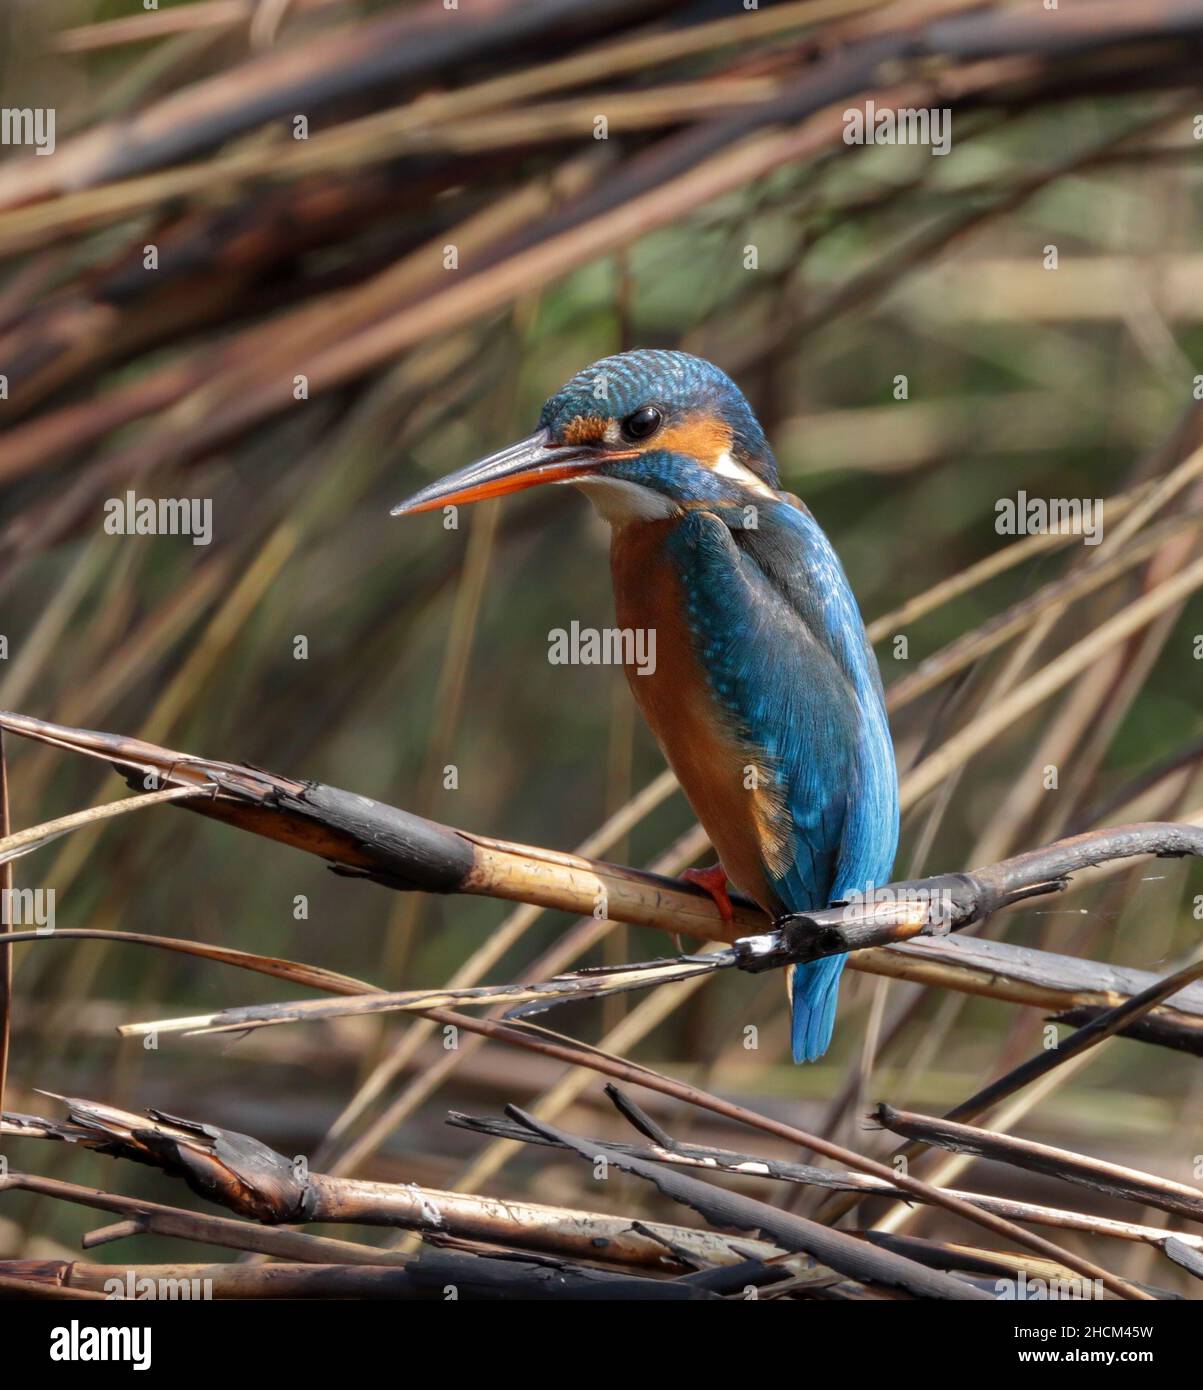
681,862,734,925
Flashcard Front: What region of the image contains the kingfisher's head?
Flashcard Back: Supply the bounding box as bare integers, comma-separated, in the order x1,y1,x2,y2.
392,349,779,526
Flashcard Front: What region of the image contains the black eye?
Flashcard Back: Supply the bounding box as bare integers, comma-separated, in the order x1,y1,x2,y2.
621,405,661,442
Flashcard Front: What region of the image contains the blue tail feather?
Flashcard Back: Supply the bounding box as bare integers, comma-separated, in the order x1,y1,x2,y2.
789,955,847,1063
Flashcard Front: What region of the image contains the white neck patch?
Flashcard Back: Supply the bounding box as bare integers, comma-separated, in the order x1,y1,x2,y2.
571,475,679,526
712,449,776,498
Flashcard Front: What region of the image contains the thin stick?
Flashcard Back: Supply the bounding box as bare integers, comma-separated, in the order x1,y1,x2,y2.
119,821,1203,1048
819,952,1203,1226
875,1106,1203,1224
902,550,1203,808
449,1105,1203,1253
408,1008,1154,1300
865,487,1147,641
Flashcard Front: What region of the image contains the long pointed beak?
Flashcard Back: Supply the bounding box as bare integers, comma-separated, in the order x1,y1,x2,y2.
391,429,610,517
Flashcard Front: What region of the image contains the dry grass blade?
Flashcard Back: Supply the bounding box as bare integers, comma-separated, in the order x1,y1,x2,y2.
886,507,1203,712
118,955,722,1038
875,1105,1203,1224
506,1107,989,1299
430,830,1191,1052
313,767,678,1165
0,927,374,997
449,1101,1203,1254
864,485,1150,642
901,549,1203,809
380,1007,1156,1299
320,825,712,1180
818,952,1203,1227
0,784,212,866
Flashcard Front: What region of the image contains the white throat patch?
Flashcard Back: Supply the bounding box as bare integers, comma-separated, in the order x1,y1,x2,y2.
571,475,680,526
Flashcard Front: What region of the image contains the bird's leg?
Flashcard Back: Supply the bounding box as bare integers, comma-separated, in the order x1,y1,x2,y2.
680,861,734,925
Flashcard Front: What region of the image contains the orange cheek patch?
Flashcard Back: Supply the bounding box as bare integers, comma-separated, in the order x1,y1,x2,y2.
562,414,612,445
650,412,733,466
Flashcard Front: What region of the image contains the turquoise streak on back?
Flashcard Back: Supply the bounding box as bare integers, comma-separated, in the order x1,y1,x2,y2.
667,497,898,1063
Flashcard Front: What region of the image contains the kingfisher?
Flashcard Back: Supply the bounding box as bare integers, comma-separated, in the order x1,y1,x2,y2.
392,350,899,1062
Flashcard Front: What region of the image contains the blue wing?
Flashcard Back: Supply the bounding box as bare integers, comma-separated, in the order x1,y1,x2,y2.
666,499,898,1060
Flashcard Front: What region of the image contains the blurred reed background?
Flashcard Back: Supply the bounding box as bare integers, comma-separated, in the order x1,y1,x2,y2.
1,0,1202,1296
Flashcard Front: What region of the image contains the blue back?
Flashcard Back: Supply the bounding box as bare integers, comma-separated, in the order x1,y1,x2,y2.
666,498,898,1060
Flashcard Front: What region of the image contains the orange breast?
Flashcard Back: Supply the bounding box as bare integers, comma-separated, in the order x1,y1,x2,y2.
610,519,783,915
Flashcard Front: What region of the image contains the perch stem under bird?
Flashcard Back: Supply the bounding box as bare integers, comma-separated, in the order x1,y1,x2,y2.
393,350,899,1061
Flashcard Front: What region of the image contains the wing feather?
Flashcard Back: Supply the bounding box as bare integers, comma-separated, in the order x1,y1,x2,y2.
666,502,897,913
